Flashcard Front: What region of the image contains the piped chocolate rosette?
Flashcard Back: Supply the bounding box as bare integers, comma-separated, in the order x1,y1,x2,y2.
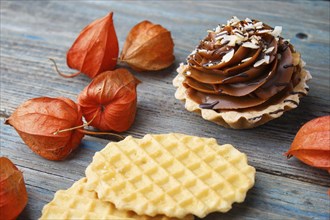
173,17,311,129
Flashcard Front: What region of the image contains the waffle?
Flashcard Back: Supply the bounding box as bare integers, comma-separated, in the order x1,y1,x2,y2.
40,178,193,220
85,133,255,218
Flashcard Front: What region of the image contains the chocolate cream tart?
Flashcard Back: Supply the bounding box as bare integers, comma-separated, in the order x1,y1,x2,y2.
173,17,311,129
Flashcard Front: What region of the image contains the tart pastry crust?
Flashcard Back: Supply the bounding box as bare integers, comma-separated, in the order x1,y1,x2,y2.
173,61,311,129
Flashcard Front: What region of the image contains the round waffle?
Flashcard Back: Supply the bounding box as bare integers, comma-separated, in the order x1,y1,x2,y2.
85,133,255,218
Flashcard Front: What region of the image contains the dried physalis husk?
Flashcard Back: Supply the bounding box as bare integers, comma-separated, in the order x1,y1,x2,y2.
120,20,175,71
0,157,28,220
51,12,119,78
5,97,85,160
285,115,330,173
78,69,140,132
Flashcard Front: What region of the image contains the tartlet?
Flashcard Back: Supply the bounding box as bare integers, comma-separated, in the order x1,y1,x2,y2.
173,16,311,129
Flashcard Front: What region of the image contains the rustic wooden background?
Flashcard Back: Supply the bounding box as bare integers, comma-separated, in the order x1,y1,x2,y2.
1,1,329,219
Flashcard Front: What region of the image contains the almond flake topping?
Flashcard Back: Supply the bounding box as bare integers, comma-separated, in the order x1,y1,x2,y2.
244,23,255,31
215,41,222,45
249,35,261,45
264,46,275,54
234,32,245,40
241,57,252,63
221,35,240,47
221,48,235,63
215,31,228,41
228,16,240,26
242,42,259,49
264,55,270,63
215,36,224,41
271,26,282,37
245,18,252,23
250,38,259,45
215,25,221,33
257,29,272,34
216,30,228,36
201,17,288,63
254,21,263,29
233,29,246,40
253,58,266,67
198,49,208,53
190,49,197,55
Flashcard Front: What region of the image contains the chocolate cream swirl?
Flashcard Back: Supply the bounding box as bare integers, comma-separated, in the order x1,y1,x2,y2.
183,17,302,111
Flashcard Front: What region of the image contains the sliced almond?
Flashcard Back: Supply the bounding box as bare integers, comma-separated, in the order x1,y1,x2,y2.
197,49,208,53
257,29,272,34
221,48,235,63
215,25,221,33
244,23,255,31
241,57,252,63
254,22,263,30
229,35,240,46
228,16,240,26
264,55,270,64
242,42,259,49
264,46,275,54
250,35,261,40
216,30,228,37
233,30,245,39
253,58,266,67
190,49,197,55
221,35,239,46
250,38,259,45
271,26,282,37
215,31,228,41
220,38,230,45
245,18,252,23
215,41,222,45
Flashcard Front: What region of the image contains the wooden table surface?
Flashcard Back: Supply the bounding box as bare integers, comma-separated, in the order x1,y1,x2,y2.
1,1,329,219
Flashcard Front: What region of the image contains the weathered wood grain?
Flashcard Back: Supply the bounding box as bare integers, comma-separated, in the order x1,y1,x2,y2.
1,0,329,220
1,36,329,185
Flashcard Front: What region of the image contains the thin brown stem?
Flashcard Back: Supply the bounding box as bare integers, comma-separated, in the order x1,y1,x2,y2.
78,129,124,140
49,58,81,78
53,112,98,135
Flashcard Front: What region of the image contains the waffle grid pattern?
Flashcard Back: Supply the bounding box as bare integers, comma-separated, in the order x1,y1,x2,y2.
86,133,255,218
40,178,191,220
40,178,133,220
